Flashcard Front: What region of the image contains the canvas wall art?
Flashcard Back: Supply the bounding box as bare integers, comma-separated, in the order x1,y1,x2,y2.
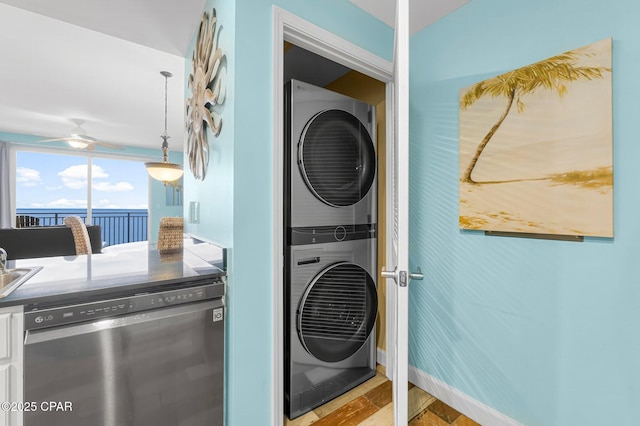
459,37,613,237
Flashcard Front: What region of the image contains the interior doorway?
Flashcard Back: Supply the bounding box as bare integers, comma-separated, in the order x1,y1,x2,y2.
283,41,389,363
272,6,394,426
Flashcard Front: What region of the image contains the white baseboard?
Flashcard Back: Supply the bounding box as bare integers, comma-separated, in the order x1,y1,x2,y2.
376,349,521,426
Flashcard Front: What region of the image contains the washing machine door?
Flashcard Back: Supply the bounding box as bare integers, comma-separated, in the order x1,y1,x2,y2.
298,109,376,207
297,262,378,363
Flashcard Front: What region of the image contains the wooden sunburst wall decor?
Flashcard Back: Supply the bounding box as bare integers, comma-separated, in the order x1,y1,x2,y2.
186,8,226,181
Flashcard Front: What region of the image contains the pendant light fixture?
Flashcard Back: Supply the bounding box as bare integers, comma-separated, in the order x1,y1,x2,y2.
145,71,184,184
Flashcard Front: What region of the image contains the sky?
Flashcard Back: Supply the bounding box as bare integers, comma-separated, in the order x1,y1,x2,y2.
16,151,149,210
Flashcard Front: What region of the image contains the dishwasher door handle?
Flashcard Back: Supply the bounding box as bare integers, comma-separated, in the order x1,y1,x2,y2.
24,299,223,345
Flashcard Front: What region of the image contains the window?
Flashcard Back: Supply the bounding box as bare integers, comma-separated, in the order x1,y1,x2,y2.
15,150,149,246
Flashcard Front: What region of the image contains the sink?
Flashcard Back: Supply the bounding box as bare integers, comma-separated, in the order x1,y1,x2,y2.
0,273,21,286
0,267,43,298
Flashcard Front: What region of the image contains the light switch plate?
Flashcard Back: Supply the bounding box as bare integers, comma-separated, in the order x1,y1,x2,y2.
189,201,200,224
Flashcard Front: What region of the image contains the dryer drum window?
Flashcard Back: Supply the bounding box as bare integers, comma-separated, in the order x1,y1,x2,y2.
299,109,376,207
297,262,378,363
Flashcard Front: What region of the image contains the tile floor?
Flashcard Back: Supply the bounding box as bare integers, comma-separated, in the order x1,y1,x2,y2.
285,365,481,426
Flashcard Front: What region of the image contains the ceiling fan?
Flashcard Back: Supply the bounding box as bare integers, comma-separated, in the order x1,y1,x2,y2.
39,119,123,150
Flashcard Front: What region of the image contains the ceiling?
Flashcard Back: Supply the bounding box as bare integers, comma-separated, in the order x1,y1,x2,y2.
0,0,206,57
0,0,469,153
350,0,471,35
0,0,205,152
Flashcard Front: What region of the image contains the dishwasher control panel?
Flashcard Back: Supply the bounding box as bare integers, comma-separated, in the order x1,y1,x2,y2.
24,282,223,330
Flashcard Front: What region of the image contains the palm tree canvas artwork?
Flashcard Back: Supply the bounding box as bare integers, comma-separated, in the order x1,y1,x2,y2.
459,38,613,237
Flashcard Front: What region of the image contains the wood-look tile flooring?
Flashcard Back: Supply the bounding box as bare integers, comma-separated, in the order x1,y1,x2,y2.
285,365,481,426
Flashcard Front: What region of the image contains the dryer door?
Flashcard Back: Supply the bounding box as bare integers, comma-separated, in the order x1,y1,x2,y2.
297,262,378,363
298,109,376,207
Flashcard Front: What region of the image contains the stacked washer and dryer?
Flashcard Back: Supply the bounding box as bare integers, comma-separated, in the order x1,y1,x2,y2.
284,79,379,419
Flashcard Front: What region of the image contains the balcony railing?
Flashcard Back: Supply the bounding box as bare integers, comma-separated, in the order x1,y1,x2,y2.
15,209,148,247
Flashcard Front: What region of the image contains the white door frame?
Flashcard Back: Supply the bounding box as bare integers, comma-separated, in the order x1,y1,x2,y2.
271,6,395,425
390,0,411,422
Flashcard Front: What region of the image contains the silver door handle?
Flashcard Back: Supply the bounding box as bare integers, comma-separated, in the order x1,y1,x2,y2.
381,266,423,287
381,266,397,282
409,267,424,281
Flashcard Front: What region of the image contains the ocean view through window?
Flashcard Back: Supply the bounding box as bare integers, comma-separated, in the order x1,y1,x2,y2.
16,150,149,247
15,209,148,247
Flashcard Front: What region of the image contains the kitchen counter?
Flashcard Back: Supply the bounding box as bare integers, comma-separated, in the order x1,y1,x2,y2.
0,238,226,308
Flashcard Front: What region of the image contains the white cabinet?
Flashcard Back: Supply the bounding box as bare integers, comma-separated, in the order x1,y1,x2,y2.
0,306,23,426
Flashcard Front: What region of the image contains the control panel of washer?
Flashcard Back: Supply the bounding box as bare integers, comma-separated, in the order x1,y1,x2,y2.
288,223,376,245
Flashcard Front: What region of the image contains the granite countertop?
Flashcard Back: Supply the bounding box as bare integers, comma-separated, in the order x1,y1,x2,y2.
0,239,226,308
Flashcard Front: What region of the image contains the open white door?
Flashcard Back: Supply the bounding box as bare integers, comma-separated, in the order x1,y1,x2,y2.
382,0,423,424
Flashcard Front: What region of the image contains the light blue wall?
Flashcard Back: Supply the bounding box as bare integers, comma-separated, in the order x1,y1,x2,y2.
182,0,235,248
147,150,183,244
232,3,390,425
182,1,392,424
409,0,639,425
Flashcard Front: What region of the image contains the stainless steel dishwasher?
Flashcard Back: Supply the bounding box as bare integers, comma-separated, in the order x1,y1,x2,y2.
23,280,224,426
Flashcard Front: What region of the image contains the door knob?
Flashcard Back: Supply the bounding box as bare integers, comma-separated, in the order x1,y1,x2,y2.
381,266,397,282
409,267,424,281
381,266,423,287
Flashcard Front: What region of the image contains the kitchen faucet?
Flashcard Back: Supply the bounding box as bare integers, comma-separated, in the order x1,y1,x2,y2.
0,248,6,273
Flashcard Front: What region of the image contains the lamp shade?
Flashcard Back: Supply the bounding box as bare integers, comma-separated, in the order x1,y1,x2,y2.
67,139,90,149
144,161,184,182
146,71,183,184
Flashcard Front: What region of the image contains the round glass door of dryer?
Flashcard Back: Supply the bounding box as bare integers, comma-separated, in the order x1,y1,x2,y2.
298,109,376,207
297,262,378,363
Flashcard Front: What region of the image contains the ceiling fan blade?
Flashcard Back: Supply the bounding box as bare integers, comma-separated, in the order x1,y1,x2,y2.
69,134,96,142
94,141,124,150
39,120,122,150
38,138,66,143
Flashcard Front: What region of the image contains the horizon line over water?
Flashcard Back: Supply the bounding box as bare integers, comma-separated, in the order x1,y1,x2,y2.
17,208,148,213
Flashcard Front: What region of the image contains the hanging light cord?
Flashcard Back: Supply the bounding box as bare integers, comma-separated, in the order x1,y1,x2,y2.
163,72,169,139
144,70,183,185
160,71,173,162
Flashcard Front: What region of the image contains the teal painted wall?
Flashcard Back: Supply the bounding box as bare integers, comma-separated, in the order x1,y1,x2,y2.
182,0,235,249
182,1,392,424
148,153,183,244
232,3,390,424
409,0,639,425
